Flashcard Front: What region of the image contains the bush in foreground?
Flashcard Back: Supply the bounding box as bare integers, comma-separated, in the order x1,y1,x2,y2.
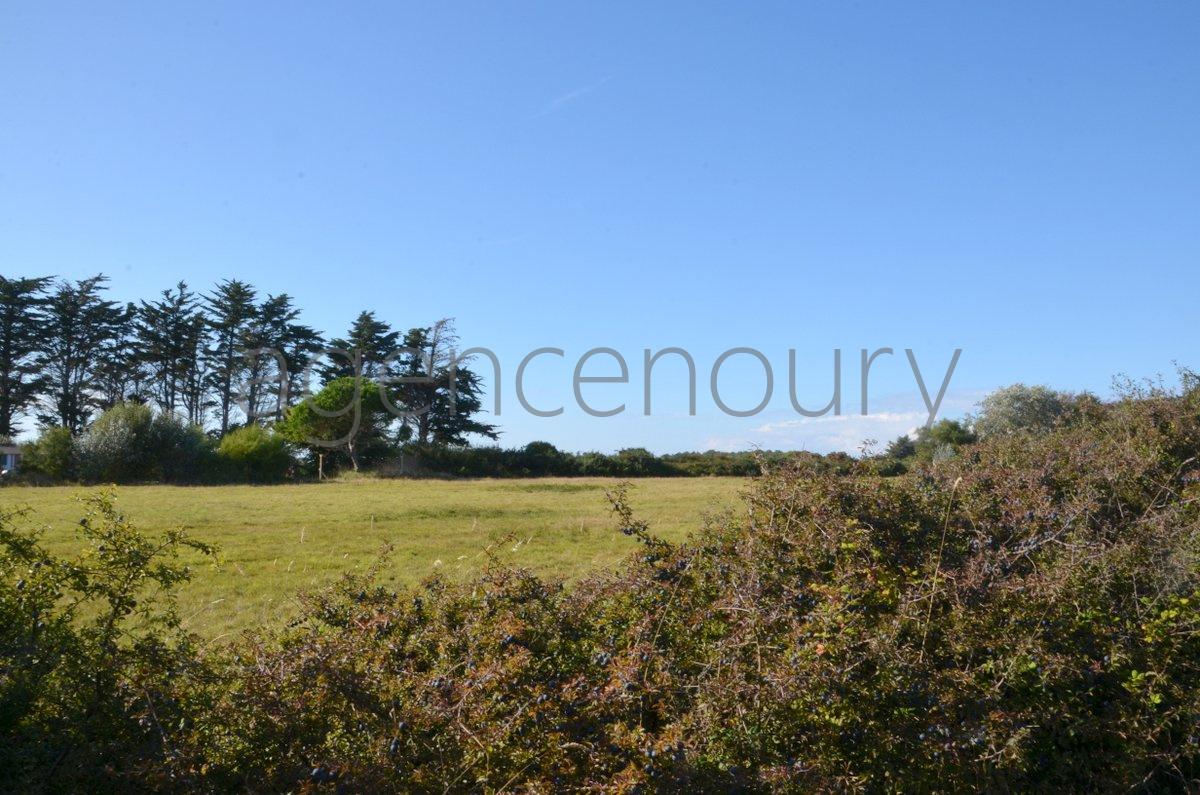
2,374,1199,790
0,492,214,791
174,374,1200,791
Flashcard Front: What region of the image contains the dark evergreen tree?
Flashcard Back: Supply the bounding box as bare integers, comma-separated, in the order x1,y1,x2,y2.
278,317,323,421
179,309,211,426
321,310,400,381
429,361,499,445
204,279,257,435
37,275,128,432
0,275,53,437
241,293,322,423
393,319,497,446
135,282,206,417
93,300,142,411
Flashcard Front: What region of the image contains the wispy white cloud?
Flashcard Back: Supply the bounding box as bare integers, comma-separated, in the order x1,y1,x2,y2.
697,389,988,455
702,412,921,455
751,411,925,436
531,75,613,118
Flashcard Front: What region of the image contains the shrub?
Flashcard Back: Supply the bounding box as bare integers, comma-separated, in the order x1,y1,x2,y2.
152,413,213,483
613,446,671,476
0,492,215,791
6,372,1200,790
216,425,293,482
169,372,1200,790
76,402,156,482
19,426,76,481
517,440,577,476
974,383,1075,437
76,403,210,483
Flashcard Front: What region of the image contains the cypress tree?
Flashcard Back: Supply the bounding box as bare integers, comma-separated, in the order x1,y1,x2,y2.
37,275,127,432
322,310,400,381
204,279,257,435
135,282,206,416
0,275,53,437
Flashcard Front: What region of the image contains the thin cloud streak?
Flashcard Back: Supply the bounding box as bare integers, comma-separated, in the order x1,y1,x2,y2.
531,75,613,118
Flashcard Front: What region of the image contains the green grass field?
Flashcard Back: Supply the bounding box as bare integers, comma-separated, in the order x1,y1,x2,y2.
1,477,745,641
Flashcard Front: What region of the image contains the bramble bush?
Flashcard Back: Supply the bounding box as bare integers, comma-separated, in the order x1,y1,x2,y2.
2,371,1199,790
0,491,215,791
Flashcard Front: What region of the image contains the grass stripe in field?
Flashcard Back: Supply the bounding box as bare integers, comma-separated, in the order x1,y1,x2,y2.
1,476,745,639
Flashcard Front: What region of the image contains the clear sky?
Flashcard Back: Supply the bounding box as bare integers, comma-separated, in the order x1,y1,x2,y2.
2,2,1198,452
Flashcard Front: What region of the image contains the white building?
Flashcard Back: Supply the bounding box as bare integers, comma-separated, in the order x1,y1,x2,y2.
0,445,21,474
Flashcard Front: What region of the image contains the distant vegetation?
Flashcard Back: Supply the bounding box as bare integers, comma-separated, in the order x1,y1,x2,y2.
1,273,496,480
3,273,857,484
1,273,1119,486
2,369,1198,790
14,399,849,483
10,378,1105,484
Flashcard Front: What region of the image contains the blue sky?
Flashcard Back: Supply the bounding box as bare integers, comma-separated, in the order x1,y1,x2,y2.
2,2,1198,452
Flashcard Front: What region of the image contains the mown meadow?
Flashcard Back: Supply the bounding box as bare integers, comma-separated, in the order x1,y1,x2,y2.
0,476,744,638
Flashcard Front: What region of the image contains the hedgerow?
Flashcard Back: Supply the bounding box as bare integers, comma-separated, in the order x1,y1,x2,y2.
2,373,1199,791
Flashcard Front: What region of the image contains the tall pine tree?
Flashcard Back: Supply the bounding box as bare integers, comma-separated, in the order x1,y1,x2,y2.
393,319,497,446
92,300,141,411
37,275,128,432
135,282,207,417
204,279,257,435
179,308,211,426
321,310,399,381
0,275,53,437
242,293,323,423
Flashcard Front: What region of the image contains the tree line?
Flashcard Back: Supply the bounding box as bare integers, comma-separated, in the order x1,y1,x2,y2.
3,272,862,482
0,273,495,446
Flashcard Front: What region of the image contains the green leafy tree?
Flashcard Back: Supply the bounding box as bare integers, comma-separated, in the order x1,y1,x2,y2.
19,426,75,480
873,433,919,476
0,275,52,437
913,417,976,461
276,377,389,472
885,434,917,459
517,441,575,476
613,446,670,476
